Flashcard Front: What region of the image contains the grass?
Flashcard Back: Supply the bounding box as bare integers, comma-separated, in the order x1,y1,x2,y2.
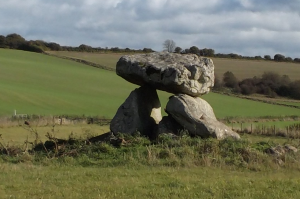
213,58,300,81
230,120,300,132
279,101,300,107
1,163,300,199
2,130,300,198
0,49,139,117
0,124,109,146
2,49,300,120
2,49,300,198
202,93,300,119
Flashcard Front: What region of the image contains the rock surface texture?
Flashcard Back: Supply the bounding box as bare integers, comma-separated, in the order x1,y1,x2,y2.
116,52,214,97
110,85,162,137
154,116,184,137
166,94,240,140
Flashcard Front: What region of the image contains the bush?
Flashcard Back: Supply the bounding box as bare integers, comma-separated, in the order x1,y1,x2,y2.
223,71,239,88
240,84,255,95
18,42,44,53
239,78,257,95
213,75,223,89
219,71,300,100
289,80,300,99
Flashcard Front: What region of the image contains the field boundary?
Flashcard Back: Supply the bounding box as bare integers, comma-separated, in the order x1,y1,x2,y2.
44,52,116,71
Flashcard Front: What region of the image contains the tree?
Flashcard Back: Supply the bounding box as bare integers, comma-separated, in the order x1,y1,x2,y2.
289,80,300,99
213,75,222,89
274,54,285,62
5,33,26,49
18,42,44,53
254,56,263,60
228,53,241,59
0,35,5,47
285,57,293,62
174,46,182,53
264,55,271,60
79,44,93,52
183,49,190,54
47,42,61,51
163,39,176,52
260,71,281,91
200,48,215,57
189,46,200,55
143,48,154,53
223,71,239,88
294,58,300,63
239,81,255,95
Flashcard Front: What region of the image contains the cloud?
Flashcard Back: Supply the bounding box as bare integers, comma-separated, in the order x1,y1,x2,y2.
0,0,299,58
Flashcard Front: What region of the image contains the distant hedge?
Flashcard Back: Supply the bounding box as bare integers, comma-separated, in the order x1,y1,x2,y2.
215,71,300,100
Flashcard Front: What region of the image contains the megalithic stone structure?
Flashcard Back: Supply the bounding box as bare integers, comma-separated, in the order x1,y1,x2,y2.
110,52,240,140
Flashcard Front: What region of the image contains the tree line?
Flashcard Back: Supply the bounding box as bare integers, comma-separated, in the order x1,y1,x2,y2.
0,33,155,53
214,71,300,100
0,33,299,64
163,39,300,63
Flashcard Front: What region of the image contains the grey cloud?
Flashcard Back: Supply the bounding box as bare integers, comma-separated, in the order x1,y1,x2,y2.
0,0,299,58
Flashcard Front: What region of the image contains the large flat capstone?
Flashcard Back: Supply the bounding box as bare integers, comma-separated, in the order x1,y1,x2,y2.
116,52,215,97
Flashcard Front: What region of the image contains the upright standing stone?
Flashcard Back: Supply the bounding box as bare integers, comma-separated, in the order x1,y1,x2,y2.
110,85,162,137
166,94,240,140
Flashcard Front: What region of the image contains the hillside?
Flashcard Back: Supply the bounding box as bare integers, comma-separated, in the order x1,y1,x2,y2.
0,49,136,117
1,49,300,119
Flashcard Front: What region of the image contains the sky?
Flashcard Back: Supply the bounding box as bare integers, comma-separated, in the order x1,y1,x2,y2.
0,0,300,58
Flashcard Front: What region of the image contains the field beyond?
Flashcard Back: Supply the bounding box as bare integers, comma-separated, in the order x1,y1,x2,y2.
47,51,300,81
1,49,300,120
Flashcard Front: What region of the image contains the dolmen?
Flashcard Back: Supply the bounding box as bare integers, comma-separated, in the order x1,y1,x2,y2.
110,52,240,140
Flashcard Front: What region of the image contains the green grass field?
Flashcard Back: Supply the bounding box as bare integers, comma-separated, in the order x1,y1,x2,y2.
1,49,300,120
279,101,300,107
1,163,300,199
47,51,300,81
0,49,138,117
2,49,300,199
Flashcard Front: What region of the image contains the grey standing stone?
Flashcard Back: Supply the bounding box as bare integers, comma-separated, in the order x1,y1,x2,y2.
166,94,240,140
110,85,162,137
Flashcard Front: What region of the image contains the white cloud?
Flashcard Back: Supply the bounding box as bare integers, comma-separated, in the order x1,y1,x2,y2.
0,0,299,58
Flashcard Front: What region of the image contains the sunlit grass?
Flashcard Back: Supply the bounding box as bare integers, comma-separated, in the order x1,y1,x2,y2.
1,153,300,198
0,124,109,146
